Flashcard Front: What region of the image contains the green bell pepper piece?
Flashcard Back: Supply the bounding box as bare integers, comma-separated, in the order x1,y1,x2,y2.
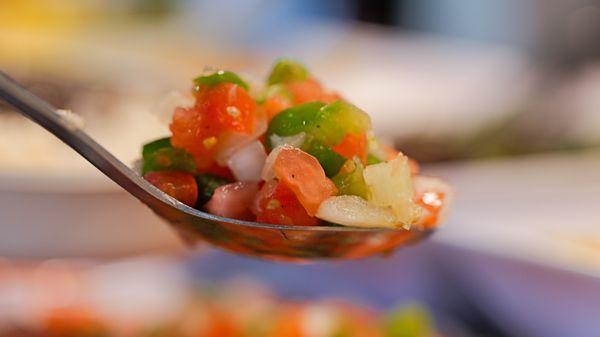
314,100,371,143
332,158,369,199
266,101,325,149
302,140,346,178
141,137,196,175
366,154,382,165
195,173,232,206
142,137,171,158
193,70,249,91
266,101,372,177
268,59,309,85
267,100,371,148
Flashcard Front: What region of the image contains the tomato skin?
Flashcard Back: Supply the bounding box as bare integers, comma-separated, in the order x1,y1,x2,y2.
170,106,217,170
286,78,340,104
170,82,256,170
263,95,292,119
265,306,305,337
205,182,259,221
43,308,107,337
196,82,256,134
204,162,235,180
273,147,337,216
414,190,445,229
143,171,198,207
253,181,320,226
333,132,367,164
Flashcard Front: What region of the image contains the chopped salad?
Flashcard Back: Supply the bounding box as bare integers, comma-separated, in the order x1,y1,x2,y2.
141,59,451,229
22,284,440,337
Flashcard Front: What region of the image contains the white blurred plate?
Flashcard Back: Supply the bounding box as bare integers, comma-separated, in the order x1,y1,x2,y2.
428,151,600,337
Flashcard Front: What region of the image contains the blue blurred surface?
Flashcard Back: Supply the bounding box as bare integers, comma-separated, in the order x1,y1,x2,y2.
184,241,441,309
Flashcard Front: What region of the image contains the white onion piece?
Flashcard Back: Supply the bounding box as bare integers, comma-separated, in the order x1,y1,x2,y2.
260,145,293,181
214,108,268,166
316,195,398,228
366,131,394,161
413,175,453,224
215,132,254,166
205,182,259,220
227,140,267,182
269,132,306,148
153,91,194,124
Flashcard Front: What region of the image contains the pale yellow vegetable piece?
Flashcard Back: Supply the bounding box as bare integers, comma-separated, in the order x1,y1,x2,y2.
363,154,422,227
316,195,398,228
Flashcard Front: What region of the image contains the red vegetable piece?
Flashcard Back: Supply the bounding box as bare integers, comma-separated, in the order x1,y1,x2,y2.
204,162,235,180
170,82,256,170
332,132,367,164
415,189,445,229
273,147,337,216
286,78,340,104
205,182,259,221
263,95,292,120
252,180,320,226
144,171,198,207
196,82,256,134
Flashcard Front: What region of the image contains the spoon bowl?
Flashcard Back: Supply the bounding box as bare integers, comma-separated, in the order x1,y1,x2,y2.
0,72,433,261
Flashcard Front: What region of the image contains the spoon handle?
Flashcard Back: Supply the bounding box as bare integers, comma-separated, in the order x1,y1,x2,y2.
0,71,163,208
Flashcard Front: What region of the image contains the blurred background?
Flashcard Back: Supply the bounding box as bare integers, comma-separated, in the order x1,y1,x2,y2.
1,1,600,336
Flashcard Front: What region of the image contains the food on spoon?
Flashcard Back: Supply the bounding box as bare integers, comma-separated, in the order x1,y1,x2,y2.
142,59,452,229
143,171,198,207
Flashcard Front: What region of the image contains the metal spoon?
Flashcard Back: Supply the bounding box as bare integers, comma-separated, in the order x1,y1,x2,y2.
0,72,433,261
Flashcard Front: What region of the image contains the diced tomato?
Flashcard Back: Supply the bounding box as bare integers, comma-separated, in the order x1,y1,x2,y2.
170,106,217,169
205,182,259,220
196,82,256,134
332,132,367,164
170,82,256,170
286,78,340,104
252,180,320,226
263,95,292,119
144,171,198,207
414,190,445,229
204,162,235,180
273,147,337,216
43,308,106,337
203,309,241,337
265,306,305,337
412,176,451,229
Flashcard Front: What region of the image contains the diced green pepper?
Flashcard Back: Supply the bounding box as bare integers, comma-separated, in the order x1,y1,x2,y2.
366,154,382,165
302,140,346,178
195,173,232,206
267,100,371,148
332,158,369,199
383,305,435,337
142,137,171,158
266,101,372,177
141,137,196,175
266,101,325,149
268,59,309,85
314,100,371,141
193,70,249,91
